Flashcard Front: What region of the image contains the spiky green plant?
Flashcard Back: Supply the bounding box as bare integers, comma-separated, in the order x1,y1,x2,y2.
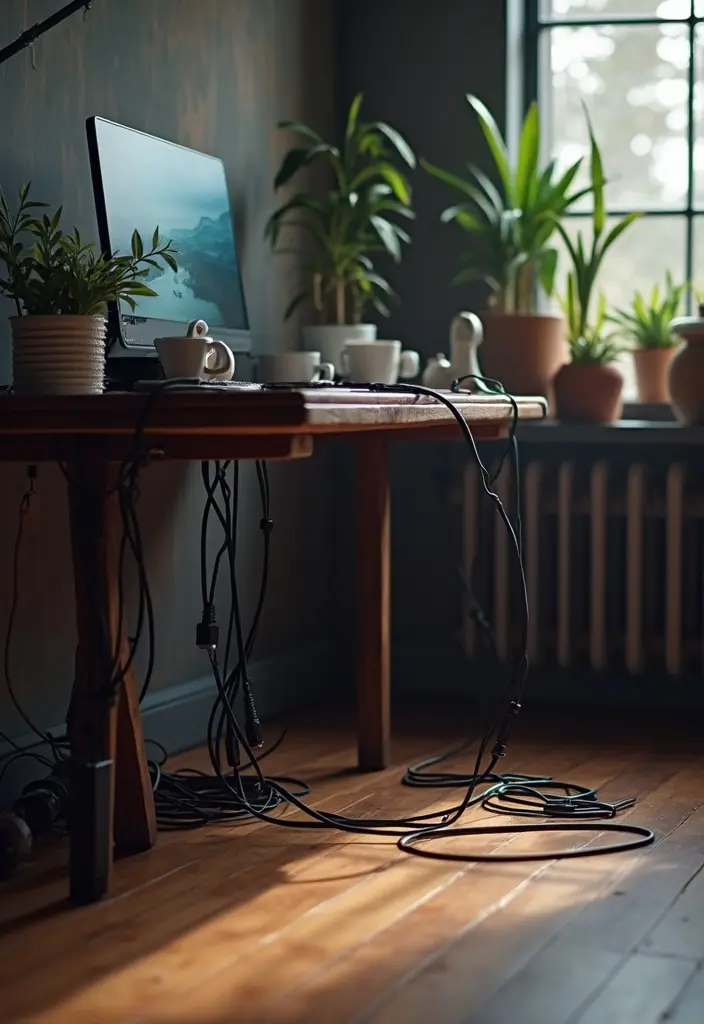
423,95,592,313
0,183,177,317
608,273,686,350
566,295,624,364
552,108,641,356
265,93,416,325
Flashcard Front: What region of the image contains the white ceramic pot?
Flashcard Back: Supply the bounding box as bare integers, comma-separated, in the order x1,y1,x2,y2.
11,315,106,395
301,323,377,373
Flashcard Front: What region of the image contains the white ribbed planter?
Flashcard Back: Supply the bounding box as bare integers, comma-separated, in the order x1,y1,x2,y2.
301,323,377,372
11,315,106,395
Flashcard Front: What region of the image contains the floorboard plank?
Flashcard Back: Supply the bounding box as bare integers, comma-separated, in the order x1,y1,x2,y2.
640,865,704,959
663,964,704,1023
25,745,595,1022
1,707,703,1024
357,760,704,1024
571,952,697,1024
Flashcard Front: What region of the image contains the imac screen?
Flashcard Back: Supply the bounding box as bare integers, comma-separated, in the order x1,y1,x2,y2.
88,118,248,331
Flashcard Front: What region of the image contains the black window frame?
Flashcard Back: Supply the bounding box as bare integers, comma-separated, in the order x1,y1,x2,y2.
523,0,704,309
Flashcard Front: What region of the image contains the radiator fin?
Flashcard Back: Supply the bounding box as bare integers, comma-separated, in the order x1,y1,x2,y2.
462,455,696,676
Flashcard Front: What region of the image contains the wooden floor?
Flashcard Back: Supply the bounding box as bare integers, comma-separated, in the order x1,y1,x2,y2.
2,703,704,1024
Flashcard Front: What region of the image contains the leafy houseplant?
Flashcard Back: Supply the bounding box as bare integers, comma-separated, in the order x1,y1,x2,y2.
551,119,640,423
0,183,177,394
265,93,416,368
423,95,590,399
608,274,686,402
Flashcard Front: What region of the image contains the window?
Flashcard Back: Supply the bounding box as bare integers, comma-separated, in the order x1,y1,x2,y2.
525,0,704,395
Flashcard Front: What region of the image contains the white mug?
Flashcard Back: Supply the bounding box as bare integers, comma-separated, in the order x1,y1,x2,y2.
341,340,420,384
256,351,335,384
154,336,235,381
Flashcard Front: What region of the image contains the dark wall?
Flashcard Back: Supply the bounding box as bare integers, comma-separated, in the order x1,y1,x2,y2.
337,0,509,675
337,0,508,355
0,0,338,737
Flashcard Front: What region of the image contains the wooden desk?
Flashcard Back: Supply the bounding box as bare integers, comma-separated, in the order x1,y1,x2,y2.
0,388,545,901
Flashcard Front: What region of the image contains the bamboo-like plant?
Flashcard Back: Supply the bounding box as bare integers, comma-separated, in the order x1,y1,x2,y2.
608,273,686,350
423,95,591,313
0,183,177,317
265,93,416,325
552,111,641,357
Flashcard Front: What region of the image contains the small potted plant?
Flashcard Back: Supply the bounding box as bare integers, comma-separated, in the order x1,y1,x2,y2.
607,273,686,403
553,300,626,422
0,183,177,395
423,95,590,399
265,93,416,370
551,115,640,422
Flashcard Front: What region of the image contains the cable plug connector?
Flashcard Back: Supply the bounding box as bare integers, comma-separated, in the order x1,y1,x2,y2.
243,680,263,748
259,517,274,535
491,700,522,760
196,603,219,649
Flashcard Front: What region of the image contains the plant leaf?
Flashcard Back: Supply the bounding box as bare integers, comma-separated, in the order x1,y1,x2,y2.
345,93,364,146
277,120,324,144
273,144,339,190
538,247,558,298
515,102,540,209
373,121,416,168
282,290,309,320
466,94,513,202
370,215,401,260
583,103,606,237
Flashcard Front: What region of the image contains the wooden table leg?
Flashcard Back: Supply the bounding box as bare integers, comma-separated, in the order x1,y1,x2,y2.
66,456,156,904
357,438,391,771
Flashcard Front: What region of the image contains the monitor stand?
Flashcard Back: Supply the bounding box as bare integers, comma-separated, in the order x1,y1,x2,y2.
105,353,161,391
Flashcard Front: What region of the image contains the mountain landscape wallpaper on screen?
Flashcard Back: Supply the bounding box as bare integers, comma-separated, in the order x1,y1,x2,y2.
95,119,248,329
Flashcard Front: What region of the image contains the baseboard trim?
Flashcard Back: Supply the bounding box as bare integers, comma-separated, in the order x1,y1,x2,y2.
0,642,338,808
394,642,704,709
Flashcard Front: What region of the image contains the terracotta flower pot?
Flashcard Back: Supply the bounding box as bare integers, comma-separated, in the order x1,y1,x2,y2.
668,333,704,424
553,363,624,423
632,347,675,403
478,312,567,405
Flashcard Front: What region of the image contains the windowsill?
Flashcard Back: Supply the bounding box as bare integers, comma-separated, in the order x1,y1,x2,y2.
514,402,704,443
517,411,704,444
621,401,676,422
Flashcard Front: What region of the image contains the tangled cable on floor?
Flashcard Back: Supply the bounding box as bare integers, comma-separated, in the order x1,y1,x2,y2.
2,378,655,862
144,378,653,861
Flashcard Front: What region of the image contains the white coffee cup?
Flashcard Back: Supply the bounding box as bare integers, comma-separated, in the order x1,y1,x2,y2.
255,351,335,383
341,340,420,384
154,336,235,381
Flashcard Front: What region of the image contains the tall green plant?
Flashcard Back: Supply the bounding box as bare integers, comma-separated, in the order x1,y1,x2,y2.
608,273,686,349
265,93,416,325
552,111,641,355
423,96,590,313
0,183,177,316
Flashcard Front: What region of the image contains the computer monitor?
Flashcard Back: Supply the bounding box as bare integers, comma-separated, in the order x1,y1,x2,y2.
86,117,251,356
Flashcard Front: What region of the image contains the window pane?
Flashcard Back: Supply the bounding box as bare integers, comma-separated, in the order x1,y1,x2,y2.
552,215,687,397
694,25,704,205
543,23,691,210
541,0,692,18
691,216,704,288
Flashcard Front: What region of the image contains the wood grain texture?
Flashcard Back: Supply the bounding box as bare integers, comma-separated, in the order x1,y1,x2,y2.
0,0,337,737
2,707,704,1024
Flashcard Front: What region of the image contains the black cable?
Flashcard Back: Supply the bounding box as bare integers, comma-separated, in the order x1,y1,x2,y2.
1,379,651,861
164,388,652,861
152,459,281,828
3,469,66,759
